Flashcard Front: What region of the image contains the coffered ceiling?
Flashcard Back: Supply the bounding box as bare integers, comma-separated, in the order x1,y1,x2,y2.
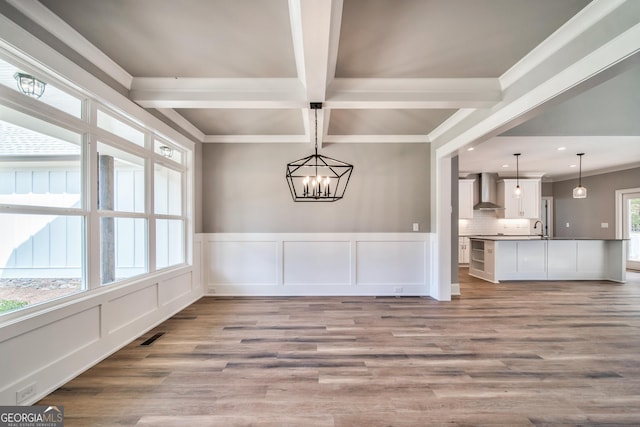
8,0,640,179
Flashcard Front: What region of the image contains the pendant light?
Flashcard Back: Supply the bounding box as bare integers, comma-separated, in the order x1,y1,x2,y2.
513,153,521,198
285,103,353,202
572,153,587,199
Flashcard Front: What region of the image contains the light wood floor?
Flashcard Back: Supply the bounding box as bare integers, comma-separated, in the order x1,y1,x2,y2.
39,270,640,426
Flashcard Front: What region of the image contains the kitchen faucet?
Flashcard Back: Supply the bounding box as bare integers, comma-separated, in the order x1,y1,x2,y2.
534,220,545,238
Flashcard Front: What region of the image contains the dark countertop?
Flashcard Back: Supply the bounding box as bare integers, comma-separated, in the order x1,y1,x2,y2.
467,235,627,241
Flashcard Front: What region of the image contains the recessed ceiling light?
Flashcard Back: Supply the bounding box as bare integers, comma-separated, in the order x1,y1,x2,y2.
502,164,509,168
557,147,566,151
569,164,577,168
467,147,474,151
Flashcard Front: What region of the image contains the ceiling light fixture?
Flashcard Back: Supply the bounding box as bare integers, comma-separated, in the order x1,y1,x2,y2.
573,153,587,199
159,145,174,158
467,147,474,151
513,153,521,198
557,147,566,151
286,103,353,202
13,72,46,98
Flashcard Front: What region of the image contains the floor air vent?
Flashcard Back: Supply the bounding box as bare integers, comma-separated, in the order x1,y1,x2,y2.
140,332,165,346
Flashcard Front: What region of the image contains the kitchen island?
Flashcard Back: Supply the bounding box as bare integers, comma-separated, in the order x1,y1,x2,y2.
468,236,627,283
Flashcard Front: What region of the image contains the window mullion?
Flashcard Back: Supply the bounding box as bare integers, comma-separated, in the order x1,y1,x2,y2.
147,140,156,274
86,130,101,290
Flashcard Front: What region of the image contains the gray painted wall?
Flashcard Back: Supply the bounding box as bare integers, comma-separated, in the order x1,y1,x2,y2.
553,167,639,238
202,143,430,233
542,182,554,197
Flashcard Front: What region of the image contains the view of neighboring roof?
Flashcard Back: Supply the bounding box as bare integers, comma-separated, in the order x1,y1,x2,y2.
0,121,80,157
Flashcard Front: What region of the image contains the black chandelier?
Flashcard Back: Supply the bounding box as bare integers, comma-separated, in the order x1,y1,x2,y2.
14,72,46,99
286,103,353,202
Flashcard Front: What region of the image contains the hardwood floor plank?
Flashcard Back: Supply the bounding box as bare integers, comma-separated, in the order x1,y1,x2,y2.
37,270,640,426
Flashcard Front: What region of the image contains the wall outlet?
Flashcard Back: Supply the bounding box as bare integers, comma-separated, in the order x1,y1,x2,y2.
601,222,609,228
16,383,36,404
412,223,419,232
394,287,403,294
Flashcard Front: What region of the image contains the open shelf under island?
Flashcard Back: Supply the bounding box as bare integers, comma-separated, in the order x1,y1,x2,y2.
467,236,627,283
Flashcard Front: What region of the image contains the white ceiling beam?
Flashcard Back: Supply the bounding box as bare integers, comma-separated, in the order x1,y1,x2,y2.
130,77,502,110
130,78,307,109
8,0,133,89
326,78,502,109
156,108,205,142
432,0,640,158
325,0,344,87
324,134,430,144
289,0,336,102
203,134,308,143
501,0,628,89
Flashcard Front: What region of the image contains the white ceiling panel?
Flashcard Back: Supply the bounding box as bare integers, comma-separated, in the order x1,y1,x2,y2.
177,109,304,135
39,0,297,78
328,109,456,135
19,0,639,181
336,0,591,78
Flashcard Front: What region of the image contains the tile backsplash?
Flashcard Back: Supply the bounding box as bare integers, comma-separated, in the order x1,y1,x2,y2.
459,210,533,236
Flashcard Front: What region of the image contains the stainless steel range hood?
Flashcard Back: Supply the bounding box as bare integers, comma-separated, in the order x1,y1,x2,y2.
473,173,503,210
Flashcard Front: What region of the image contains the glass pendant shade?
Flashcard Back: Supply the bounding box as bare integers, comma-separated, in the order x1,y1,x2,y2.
14,72,46,98
573,185,587,198
572,153,587,199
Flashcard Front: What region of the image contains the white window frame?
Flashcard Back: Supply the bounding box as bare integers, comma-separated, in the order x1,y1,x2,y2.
0,48,193,318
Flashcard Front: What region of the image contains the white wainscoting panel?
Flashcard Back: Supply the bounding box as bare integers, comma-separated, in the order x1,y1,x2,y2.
106,284,158,334
159,272,194,305
208,241,278,284
0,306,100,388
201,233,432,296
356,241,425,285
284,241,351,285
0,264,202,405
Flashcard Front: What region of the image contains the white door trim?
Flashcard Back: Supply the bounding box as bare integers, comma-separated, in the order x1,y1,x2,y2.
615,187,640,271
615,187,640,239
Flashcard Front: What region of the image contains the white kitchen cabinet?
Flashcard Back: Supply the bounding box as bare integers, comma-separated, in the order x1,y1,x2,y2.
480,238,626,283
516,240,547,278
497,179,541,219
458,179,474,219
468,239,497,282
458,237,470,264
484,241,495,276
